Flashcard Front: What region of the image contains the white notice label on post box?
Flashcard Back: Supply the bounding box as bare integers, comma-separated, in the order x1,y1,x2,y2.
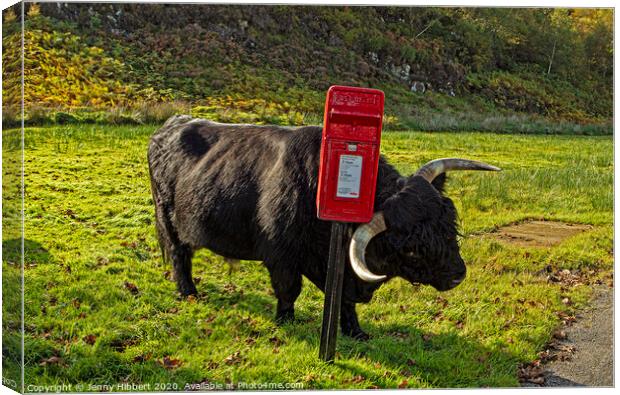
336,155,363,198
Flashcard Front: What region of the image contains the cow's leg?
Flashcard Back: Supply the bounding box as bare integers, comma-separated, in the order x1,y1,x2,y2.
341,302,370,340
172,244,197,296
266,262,302,324
149,176,196,297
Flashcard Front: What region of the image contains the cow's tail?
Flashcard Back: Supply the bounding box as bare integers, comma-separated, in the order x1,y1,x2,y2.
147,142,173,265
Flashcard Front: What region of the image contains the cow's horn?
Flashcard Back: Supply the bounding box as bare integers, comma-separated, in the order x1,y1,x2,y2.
415,158,501,182
349,212,388,282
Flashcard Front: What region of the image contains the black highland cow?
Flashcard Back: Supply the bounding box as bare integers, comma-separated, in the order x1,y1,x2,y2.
148,115,500,339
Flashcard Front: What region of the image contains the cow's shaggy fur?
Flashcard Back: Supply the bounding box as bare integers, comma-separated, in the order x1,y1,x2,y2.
148,115,466,339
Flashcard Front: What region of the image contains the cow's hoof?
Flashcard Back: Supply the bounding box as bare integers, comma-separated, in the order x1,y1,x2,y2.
275,310,295,324
345,330,371,341
177,285,197,298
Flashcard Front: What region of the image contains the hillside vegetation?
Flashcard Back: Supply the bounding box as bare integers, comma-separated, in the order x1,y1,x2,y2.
2,3,613,133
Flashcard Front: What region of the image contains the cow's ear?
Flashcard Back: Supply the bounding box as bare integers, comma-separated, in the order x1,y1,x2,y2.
383,199,411,249
431,173,447,194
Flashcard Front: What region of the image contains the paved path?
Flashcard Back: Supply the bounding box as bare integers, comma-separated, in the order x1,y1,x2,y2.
541,286,614,387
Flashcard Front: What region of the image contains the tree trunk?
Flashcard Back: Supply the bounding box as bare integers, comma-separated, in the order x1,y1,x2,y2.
547,38,557,75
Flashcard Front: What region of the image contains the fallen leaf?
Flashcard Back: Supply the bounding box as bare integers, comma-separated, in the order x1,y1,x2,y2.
538,350,553,362
269,336,284,346
110,338,137,352
223,283,237,294
502,317,515,329
124,281,139,295
160,356,182,369
63,209,76,218
435,296,448,308
39,356,63,366
398,380,409,388
406,358,416,366
83,334,96,345
517,361,546,384
390,331,408,340
557,311,576,326
347,375,364,384
553,330,567,340
422,334,434,342
121,241,138,249
132,352,152,363
223,351,242,365
96,256,109,266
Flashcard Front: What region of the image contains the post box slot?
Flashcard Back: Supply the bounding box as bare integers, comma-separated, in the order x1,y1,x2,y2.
329,110,382,121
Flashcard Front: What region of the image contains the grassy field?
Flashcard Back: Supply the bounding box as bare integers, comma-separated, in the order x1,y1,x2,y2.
2,124,613,390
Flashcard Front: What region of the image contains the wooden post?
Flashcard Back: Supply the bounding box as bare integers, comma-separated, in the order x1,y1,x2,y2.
318,222,346,362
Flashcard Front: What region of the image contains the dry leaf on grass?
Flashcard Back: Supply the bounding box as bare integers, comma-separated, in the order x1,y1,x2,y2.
132,352,152,363
39,356,64,367
517,361,546,385
223,351,242,365
269,336,284,346
346,375,364,384
159,356,182,369
124,281,139,295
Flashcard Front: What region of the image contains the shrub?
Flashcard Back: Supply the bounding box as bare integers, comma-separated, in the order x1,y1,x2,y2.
52,111,82,125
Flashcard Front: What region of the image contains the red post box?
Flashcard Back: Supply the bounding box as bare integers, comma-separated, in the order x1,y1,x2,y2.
317,85,385,223
317,85,384,362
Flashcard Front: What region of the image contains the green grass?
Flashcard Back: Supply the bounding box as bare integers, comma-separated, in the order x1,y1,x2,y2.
2,124,613,389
